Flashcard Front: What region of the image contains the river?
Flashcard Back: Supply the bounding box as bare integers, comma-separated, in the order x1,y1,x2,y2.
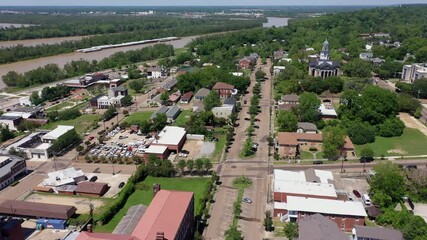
263,17,290,28
0,35,202,89
0,35,92,48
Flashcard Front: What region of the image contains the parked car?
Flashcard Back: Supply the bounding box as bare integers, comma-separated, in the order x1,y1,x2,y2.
359,156,374,163
242,197,252,204
253,125,260,129
181,150,190,154
406,165,417,170
89,176,98,182
118,182,125,188
362,194,372,205
313,161,323,165
353,190,361,198
244,117,250,121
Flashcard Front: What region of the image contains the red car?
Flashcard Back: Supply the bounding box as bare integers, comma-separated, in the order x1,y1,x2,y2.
353,190,361,198
88,136,94,141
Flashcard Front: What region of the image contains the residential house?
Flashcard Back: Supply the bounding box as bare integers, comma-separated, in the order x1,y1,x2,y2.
278,94,300,111
359,52,373,61
401,63,427,83
166,105,181,123
168,92,181,103
180,92,193,104
223,96,237,107
194,88,210,101
170,66,179,75
373,32,390,38
298,214,349,240
239,58,251,69
97,86,129,109
284,196,366,231
371,57,385,66
0,157,27,190
231,72,244,77
150,106,169,120
212,82,235,99
274,49,285,60
0,115,22,131
273,66,286,76
161,77,178,91
212,105,235,118
352,226,403,240
297,122,318,134
147,66,162,79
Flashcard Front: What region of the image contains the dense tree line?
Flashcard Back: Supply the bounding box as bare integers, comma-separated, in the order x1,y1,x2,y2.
3,44,174,88
0,17,262,64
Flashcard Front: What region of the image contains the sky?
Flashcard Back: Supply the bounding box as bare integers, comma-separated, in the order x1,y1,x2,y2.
0,0,425,6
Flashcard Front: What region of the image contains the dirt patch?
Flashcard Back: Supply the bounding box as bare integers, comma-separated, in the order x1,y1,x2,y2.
387,149,408,155
25,193,105,214
180,140,203,159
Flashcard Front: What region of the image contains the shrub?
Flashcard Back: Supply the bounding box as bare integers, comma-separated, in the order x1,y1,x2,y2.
309,147,318,151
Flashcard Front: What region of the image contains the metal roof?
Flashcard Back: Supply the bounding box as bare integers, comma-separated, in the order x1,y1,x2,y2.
287,196,367,217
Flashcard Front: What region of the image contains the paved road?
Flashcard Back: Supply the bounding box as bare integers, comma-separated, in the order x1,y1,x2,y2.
206,58,272,240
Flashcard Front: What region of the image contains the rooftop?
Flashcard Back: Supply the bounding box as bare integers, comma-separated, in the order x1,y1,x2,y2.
274,169,334,184
144,145,168,154
223,96,237,106
75,182,109,195
277,132,323,146
319,103,338,117
195,88,210,97
0,200,77,220
181,91,194,101
76,232,138,240
42,125,75,140
131,190,194,240
353,226,403,240
281,94,300,102
297,122,318,131
0,115,22,121
299,214,348,240
152,126,186,146
274,180,337,198
287,196,367,217
44,167,85,187
212,82,234,90
166,105,181,118
150,106,169,120
0,157,25,178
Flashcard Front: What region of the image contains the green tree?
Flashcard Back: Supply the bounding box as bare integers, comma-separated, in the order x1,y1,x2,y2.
204,91,221,111
76,145,84,152
186,159,194,174
398,93,421,115
283,222,299,239
360,147,375,158
224,226,243,240
0,125,14,142
103,106,117,121
347,121,376,145
203,158,213,174
255,70,266,80
160,92,169,103
128,79,145,93
264,211,273,231
121,95,133,107
177,160,187,173
343,59,372,78
298,92,320,123
195,158,204,174
322,126,345,160
151,113,167,131
277,110,298,132
29,91,43,106
369,162,405,207
324,76,344,93
242,137,254,157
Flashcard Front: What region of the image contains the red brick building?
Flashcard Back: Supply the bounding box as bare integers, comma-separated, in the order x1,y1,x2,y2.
239,59,251,69
150,126,187,153
212,82,235,99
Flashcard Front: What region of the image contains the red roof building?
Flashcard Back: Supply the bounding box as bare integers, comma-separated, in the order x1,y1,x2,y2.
75,182,109,197
132,190,194,240
77,232,139,240
212,82,235,99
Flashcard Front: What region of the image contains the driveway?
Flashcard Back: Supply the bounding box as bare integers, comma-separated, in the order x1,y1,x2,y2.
399,112,427,136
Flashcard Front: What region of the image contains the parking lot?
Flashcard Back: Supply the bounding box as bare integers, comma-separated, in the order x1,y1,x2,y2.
89,127,153,160
87,173,131,198
333,173,370,203
24,193,106,214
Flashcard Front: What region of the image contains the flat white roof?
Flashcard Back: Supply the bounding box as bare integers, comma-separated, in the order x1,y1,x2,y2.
36,143,51,150
44,167,84,187
274,180,337,198
212,106,234,111
152,126,186,146
0,156,9,165
273,169,334,184
319,104,338,116
3,112,33,119
145,145,168,154
43,125,75,140
287,196,367,217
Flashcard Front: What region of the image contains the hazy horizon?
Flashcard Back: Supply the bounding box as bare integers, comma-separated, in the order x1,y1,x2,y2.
0,0,425,7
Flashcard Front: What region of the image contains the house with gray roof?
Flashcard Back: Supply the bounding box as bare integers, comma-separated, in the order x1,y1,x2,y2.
352,226,403,240
297,122,318,134
359,52,373,60
194,88,210,101
150,106,169,120
166,105,181,123
299,214,348,240
223,96,237,107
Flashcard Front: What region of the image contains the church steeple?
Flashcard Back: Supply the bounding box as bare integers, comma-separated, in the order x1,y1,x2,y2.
320,39,330,60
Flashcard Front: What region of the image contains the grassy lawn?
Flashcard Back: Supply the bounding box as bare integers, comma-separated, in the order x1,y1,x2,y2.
94,176,210,233
45,102,74,112
355,128,427,157
41,114,100,134
301,151,314,160
173,110,193,127
123,111,154,125
211,127,227,163
273,220,286,237
175,47,188,55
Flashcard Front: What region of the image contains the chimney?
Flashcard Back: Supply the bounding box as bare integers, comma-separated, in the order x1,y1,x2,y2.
87,224,93,233
153,183,161,196
156,231,165,240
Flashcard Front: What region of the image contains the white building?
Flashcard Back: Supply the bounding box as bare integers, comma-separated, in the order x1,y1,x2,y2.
43,167,85,187
273,66,286,76
319,103,338,119
273,169,334,184
401,63,427,83
0,115,22,131
42,125,75,143
212,105,235,118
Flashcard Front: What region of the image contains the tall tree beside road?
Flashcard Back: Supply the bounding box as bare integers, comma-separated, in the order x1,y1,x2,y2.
121,95,133,107
102,106,117,121
255,70,266,81
128,80,145,93
277,110,298,132
322,126,345,160
186,159,194,174
29,91,43,106
177,160,186,174
360,147,375,158
343,59,372,78
204,91,221,111
369,162,405,207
